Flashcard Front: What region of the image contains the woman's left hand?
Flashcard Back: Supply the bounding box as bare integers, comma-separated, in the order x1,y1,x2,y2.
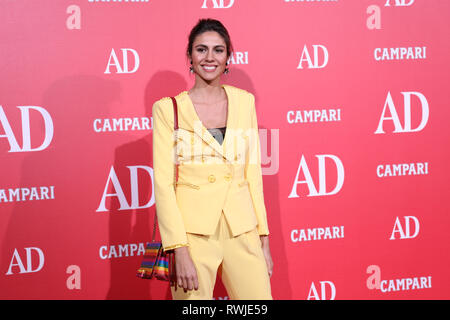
259,235,273,278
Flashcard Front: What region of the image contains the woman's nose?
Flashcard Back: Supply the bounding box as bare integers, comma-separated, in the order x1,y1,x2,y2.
206,50,214,61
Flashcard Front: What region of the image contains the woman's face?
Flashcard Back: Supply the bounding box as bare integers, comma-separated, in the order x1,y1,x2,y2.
190,31,229,82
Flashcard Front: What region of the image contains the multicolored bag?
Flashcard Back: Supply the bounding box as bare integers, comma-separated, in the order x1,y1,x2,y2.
136,97,179,285
136,242,173,281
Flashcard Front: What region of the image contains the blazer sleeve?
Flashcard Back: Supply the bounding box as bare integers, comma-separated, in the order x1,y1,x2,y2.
245,93,270,236
152,99,189,251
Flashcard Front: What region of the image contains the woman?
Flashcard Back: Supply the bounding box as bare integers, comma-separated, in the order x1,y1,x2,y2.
152,18,273,300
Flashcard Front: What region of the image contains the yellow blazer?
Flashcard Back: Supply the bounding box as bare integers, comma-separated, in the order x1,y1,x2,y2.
152,84,269,251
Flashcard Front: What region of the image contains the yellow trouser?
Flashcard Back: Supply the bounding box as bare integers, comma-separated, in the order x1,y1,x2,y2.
171,211,272,300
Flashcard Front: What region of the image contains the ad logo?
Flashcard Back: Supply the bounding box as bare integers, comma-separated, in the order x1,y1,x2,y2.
385,0,414,6
201,0,234,8
105,48,140,74
289,155,344,198
297,45,328,69
390,216,420,240
6,248,45,275
97,165,154,212
0,106,53,153
307,281,336,300
375,92,429,134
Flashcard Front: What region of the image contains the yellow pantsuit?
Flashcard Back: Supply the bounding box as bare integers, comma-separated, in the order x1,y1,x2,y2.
152,85,272,299
171,212,272,300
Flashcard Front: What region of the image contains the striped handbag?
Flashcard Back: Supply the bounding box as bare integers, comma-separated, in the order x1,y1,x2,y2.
136,97,179,285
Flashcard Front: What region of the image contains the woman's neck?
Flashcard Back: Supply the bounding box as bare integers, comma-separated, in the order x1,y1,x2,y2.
189,78,225,103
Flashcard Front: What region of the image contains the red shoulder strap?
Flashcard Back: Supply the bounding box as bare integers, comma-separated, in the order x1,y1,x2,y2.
170,97,179,184
170,97,179,130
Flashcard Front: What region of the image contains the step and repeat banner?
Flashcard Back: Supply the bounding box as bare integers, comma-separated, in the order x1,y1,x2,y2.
0,0,449,300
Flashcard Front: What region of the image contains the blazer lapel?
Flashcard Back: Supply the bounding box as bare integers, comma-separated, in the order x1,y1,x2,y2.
178,85,238,163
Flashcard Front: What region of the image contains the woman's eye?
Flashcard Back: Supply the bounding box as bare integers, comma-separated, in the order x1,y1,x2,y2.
215,49,224,53
197,48,206,53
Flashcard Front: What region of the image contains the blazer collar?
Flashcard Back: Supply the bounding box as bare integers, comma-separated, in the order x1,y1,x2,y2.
177,84,237,163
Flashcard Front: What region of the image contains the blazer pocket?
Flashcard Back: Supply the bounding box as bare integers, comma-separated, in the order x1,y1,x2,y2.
238,180,249,187
175,181,200,190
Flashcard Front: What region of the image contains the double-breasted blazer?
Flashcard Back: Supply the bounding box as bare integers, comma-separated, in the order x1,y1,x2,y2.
152,84,269,251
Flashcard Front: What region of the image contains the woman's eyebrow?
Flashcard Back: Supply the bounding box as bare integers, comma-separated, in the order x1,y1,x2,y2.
195,44,226,48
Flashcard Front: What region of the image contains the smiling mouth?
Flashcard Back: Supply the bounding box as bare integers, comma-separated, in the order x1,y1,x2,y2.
201,65,218,72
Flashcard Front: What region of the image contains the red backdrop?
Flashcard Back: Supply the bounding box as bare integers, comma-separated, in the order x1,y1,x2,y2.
1,0,449,300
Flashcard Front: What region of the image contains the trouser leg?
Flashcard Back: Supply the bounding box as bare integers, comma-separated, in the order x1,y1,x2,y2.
171,226,222,300
219,214,273,300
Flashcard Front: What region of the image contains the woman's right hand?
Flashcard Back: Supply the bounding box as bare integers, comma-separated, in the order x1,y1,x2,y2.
174,246,199,292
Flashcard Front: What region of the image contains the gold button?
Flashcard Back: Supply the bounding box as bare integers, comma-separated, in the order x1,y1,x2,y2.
224,174,232,181
208,174,216,183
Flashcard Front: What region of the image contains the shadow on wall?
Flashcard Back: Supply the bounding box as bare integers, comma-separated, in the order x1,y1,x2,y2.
106,71,188,300
0,75,122,299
